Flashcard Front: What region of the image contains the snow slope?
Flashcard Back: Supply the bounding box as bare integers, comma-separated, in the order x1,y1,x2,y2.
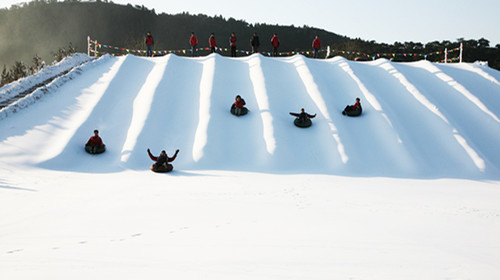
1,54,500,279
1,53,499,178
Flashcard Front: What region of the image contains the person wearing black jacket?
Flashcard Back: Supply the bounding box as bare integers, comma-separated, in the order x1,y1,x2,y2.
148,148,179,172
250,33,260,54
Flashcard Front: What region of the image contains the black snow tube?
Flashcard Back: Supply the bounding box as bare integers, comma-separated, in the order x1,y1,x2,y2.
85,144,106,154
230,106,248,116
346,109,362,117
343,106,362,117
150,164,173,173
294,118,312,128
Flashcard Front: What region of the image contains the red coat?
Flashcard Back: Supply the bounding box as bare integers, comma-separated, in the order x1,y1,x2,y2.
209,36,217,48
312,37,321,49
190,35,198,46
352,102,361,111
230,36,237,47
145,35,154,46
271,36,279,47
86,135,103,147
233,99,245,109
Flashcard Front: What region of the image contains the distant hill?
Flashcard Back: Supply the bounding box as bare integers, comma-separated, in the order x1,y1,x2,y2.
0,0,347,66
1,0,499,71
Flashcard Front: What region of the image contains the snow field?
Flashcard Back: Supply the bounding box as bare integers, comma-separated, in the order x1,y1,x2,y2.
1,53,500,279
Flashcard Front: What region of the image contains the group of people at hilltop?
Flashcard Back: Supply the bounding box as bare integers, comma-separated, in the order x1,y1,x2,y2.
145,32,323,58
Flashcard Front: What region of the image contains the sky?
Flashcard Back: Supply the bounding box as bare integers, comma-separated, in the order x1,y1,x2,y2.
2,0,500,46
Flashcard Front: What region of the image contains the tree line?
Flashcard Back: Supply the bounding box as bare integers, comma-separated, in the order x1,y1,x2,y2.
1,0,499,86
1,43,75,87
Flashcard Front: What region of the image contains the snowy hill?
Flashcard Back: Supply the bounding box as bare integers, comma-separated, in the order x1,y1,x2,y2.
1,53,499,178
1,53,500,279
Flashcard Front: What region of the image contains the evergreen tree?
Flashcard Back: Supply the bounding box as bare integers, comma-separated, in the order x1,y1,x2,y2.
1,65,11,86
10,61,28,82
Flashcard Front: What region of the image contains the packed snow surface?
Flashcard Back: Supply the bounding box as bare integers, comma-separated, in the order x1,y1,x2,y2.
1,53,500,279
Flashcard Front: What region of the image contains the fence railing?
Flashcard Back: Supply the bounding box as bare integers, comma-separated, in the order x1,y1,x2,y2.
87,36,463,63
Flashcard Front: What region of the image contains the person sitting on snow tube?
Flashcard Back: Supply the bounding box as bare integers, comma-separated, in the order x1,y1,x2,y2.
342,97,362,116
290,108,316,127
230,95,248,116
85,129,106,154
147,148,179,172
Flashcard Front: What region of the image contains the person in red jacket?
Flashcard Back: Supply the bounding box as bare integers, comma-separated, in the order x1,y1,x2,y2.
209,33,217,53
145,32,154,57
231,95,246,115
229,32,237,57
312,35,321,58
148,148,179,172
271,33,279,57
190,32,198,57
342,97,362,116
85,129,105,154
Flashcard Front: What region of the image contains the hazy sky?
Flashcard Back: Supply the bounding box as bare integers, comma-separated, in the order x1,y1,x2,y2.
2,0,500,45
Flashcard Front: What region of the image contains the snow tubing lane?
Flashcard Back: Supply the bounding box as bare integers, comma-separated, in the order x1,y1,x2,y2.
85,145,106,154
150,164,173,173
230,107,248,116
294,118,312,128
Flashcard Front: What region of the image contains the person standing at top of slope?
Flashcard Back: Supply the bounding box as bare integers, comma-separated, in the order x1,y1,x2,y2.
229,32,237,57
312,35,321,58
85,129,105,154
342,97,362,116
250,32,260,54
148,148,179,172
145,32,154,57
209,33,217,53
190,32,198,57
271,33,280,57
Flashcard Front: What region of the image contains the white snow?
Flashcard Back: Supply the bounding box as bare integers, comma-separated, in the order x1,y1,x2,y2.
1,53,500,279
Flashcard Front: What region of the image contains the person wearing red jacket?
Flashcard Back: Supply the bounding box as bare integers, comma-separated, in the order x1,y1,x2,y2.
209,33,217,53
85,129,105,154
342,97,363,116
190,32,198,57
312,35,321,58
231,95,246,115
145,32,154,57
147,148,179,172
229,32,237,57
271,33,280,57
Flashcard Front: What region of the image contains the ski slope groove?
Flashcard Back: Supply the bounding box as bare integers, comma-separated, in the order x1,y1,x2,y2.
1,53,499,179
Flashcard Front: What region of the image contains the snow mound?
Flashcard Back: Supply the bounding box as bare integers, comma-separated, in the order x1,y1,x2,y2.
0,53,499,179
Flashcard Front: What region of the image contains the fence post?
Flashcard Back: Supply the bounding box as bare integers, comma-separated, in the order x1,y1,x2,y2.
459,43,463,63
444,48,448,63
